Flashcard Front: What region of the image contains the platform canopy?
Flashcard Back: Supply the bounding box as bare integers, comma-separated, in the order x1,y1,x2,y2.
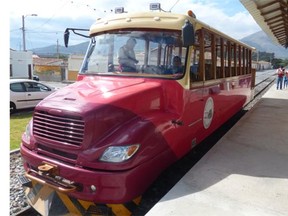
240,0,288,48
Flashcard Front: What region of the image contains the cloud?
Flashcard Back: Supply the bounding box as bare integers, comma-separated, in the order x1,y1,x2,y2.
175,1,260,40
9,0,261,49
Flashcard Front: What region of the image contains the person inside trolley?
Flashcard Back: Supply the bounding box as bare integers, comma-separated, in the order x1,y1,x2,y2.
118,38,139,72
165,55,184,75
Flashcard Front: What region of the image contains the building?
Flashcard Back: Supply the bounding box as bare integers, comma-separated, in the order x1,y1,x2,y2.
10,49,34,79
252,60,273,71
33,57,67,82
67,54,85,81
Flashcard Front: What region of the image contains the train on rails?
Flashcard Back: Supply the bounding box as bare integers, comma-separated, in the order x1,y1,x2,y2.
19,3,256,215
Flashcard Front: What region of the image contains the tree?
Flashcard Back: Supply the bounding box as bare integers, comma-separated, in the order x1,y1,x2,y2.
272,58,284,69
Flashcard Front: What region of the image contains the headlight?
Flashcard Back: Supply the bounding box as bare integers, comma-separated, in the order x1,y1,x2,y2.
23,120,32,144
99,144,140,163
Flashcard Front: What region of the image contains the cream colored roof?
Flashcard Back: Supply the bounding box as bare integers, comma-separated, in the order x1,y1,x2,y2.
240,0,288,48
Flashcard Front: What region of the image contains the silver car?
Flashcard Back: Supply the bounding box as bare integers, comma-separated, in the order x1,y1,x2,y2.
10,79,56,113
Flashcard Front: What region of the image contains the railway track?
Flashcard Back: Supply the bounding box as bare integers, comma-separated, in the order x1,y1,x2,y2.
253,75,276,99
11,207,40,216
11,75,276,216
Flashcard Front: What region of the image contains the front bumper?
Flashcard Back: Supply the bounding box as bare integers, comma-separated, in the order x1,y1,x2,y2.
20,143,170,204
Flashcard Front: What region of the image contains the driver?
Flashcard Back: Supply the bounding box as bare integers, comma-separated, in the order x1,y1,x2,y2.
118,38,139,72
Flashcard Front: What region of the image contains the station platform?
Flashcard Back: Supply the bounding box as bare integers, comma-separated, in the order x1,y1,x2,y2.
146,84,288,216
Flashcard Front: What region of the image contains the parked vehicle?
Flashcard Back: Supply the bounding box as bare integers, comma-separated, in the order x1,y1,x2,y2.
19,4,256,216
10,79,56,113
32,75,40,81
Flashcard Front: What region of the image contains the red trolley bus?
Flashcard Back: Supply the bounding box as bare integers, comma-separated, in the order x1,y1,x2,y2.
20,4,256,215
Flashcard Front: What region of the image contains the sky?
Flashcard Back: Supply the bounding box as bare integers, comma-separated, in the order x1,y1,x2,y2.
8,0,261,50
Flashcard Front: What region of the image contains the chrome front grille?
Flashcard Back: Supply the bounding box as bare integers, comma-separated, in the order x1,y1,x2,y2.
33,110,85,146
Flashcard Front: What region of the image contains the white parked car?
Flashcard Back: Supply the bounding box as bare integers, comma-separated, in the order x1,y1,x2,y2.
10,79,56,113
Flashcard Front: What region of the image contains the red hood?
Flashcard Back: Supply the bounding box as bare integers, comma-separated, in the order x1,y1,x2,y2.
74,76,146,97
37,76,157,113
35,76,166,149
32,76,169,168
25,75,182,175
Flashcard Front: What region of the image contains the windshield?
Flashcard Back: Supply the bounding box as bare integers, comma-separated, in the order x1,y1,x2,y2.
80,30,187,79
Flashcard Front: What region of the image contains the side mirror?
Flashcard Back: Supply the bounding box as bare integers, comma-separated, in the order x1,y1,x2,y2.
182,20,195,47
64,28,90,47
64,28,70,47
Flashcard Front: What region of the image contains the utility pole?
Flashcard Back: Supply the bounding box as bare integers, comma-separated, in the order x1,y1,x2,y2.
57,39,59,58
22,15,25,51
22,14,37,51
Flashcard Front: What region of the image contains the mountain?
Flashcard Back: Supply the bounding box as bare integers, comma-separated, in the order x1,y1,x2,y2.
31,31,287,59
240,31,288,59
32,42,89,57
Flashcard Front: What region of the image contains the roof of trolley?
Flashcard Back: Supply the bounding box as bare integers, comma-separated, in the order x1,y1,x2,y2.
240,0,288,48
90,12,191,32
89,11,255,50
